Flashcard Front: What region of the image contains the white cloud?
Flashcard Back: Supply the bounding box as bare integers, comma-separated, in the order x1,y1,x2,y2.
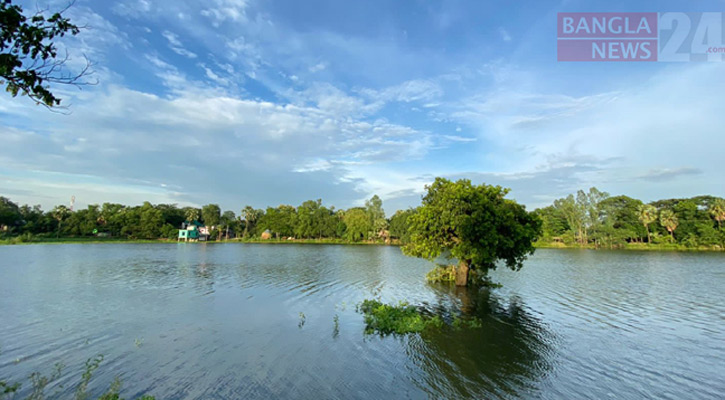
162,30,198,58
309,62,327,73
201,0,249,26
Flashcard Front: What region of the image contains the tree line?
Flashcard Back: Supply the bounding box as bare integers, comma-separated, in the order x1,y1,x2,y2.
535,188,725,248
2,187,724,248
0,195,414,243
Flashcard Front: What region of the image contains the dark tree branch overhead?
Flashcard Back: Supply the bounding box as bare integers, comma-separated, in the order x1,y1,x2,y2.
0,0,94,109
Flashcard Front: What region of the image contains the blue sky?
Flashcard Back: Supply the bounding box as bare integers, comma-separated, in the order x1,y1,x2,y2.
1,0,723,215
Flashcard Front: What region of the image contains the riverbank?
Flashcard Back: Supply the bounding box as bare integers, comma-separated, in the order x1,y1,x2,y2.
0,236,394,246
534,241,724,252
2,236,723,252
0,236,167,245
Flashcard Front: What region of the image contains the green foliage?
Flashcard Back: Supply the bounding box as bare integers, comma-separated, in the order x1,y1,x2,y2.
241,206,263,238
0,380,21,398
659,209,678,241
365,195,387,239
357,300,443,335
0,1,89,107
342,208,371,242
537,189,725,250
425,264,457,283
2,182,722,249
388,209,415,243
402,178,541,282
452,316,483,330
0,197,22,231
425,265,501,287
710,199,725,229
201,204,221,227
0,353,155,400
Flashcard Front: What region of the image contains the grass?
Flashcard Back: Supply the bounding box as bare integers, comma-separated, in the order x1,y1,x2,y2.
534,241,724,252
0,354,155,400
232,237,394,246
0,235,396,246
0,236,169,246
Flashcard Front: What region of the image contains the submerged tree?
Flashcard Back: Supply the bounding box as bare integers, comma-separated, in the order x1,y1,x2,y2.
403,178,541,286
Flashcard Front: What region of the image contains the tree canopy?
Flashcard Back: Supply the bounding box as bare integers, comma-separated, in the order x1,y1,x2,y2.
402,178,542,286
1,0,91,107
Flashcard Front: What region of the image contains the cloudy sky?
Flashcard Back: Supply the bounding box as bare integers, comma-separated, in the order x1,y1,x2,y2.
1,0,723,215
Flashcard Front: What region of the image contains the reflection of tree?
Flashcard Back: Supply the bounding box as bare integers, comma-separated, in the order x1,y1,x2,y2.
407,287,555,398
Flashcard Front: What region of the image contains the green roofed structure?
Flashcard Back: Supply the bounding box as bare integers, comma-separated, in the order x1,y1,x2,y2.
178,220,209,242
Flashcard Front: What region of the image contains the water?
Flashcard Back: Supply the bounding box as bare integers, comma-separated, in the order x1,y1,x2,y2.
0,244,723,399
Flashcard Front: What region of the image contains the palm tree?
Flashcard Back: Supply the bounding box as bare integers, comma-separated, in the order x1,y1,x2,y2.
638,204,657,243
242,206,256,238
52,205,70,238
659,209,679,242
709,199,725,229
185,208,199,223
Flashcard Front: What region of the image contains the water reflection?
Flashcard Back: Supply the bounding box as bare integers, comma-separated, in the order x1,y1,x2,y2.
1,245,723,399
409,287,555,399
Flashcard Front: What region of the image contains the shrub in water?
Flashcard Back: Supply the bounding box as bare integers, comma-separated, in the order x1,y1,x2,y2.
357,300,443,335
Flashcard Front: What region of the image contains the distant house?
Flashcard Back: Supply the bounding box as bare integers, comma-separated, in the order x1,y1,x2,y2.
178,221,210,242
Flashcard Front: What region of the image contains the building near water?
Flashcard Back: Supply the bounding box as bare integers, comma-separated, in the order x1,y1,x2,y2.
178,221,210,242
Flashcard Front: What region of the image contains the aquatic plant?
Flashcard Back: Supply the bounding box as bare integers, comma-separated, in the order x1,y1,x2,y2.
0,353,156,400
298,312,306,328
357,300,443,335
332,314,340,338
452,316,483,330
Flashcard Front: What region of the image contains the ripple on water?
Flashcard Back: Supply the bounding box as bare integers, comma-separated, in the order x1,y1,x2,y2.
0,245,724,399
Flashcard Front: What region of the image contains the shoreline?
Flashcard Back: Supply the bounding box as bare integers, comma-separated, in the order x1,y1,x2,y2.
2,237,724,252
533,241,724,252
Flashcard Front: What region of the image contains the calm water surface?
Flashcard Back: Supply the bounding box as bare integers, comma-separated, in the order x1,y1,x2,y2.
0,244,723,399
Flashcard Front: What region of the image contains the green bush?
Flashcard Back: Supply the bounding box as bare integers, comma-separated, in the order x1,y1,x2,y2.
357,300,443,335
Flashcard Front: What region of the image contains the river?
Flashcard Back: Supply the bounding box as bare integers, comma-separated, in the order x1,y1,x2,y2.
0,244,723,399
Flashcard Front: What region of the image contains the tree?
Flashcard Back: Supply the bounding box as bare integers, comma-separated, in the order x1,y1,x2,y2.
659,209,678,241
638,204,657,243
241,206,262,238
184,207,200,223
553,195,585,244
51,205,70,238
365,194,387,239
710,199,725,229
0,196,22,232
201,204,221,239
295,200,321,239
403,178,541,286
1,1,92,107
389,209,416,243
220,210,237,239
342,208,371,242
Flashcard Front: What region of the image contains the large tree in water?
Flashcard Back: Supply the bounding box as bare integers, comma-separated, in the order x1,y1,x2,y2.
403,178,541,286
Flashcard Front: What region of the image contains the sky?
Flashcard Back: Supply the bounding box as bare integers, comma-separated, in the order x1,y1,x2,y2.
1,0,723,215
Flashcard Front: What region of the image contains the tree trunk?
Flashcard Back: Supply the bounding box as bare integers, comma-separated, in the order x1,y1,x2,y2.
455,260,469,286
645,225,651,244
